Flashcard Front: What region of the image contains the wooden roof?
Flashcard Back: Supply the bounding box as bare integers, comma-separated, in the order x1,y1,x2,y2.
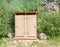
14,12,38,15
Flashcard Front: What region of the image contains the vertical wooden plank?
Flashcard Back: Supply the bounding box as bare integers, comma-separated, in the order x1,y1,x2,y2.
24,15,28,37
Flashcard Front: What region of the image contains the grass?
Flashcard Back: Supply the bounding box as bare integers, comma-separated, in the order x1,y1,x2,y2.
0,38,7,46
49,37,60,45
0,37,60,47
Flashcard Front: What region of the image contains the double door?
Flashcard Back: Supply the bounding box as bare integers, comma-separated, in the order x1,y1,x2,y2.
15,15,37,39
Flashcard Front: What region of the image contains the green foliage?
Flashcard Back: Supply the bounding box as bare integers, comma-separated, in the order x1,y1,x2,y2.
0,0,38,37
0,0,60,37
37,11,60,37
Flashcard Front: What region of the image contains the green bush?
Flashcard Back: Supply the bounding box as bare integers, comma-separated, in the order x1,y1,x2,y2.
37,11,60,37
0,0,60,38
0,0,37,37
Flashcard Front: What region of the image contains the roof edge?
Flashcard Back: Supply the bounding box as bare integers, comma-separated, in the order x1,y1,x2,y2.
14,12,38,15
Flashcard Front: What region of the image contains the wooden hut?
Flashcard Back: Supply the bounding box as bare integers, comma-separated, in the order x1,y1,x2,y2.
14,12,37,40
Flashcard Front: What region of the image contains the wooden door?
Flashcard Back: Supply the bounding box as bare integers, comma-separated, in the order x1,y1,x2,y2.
27,15,37,37
15,14,37,39
15,15,25,37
